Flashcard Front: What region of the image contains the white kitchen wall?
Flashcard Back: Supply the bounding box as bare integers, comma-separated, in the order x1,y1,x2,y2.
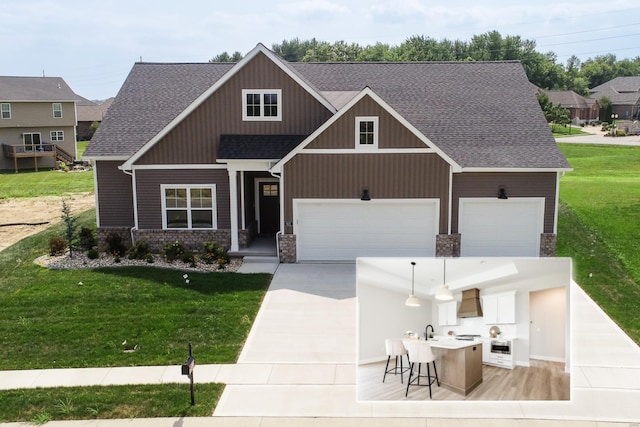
530,287,567,362
357,284,432,364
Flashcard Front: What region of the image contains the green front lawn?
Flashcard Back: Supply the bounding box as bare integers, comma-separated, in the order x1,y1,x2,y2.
0,168,94,198
0,210,272,370
550,124,591,137
0,383,223,423
558,143,640,342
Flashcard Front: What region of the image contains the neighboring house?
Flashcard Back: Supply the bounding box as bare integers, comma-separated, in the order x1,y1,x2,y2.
590,76,640,120
77,97,114,140
0,76,78,172
545,90,599,124
83,43,571,263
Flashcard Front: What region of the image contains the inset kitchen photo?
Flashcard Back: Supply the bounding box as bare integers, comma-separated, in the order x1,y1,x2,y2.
356,257,572,401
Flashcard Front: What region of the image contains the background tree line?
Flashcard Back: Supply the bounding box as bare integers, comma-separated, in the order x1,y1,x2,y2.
210,33,640,95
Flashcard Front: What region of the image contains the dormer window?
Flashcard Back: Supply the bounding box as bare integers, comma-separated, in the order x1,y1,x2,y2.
242,89,282,121
356,116,378,149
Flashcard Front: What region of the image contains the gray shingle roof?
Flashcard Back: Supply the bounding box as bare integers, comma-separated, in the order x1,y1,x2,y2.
0,76,78,101
291,61,568,169
546,90,591,108
218,134,308,159
86,53,569,170
591,76,640,94
85,63,234,158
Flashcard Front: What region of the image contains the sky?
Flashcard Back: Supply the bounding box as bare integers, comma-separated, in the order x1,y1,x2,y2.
2,0,639,100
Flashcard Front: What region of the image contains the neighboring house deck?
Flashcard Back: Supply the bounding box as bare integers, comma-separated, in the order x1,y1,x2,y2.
0,76,79,171
84,43,571,262
590,76,640,120
545,90,599,124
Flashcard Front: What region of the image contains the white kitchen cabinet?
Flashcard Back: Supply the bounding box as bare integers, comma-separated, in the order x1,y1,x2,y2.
438,301,458,326
482,291,516,324
481,338,491,363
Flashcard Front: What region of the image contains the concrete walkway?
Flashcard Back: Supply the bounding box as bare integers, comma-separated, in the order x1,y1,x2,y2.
2,263,639,426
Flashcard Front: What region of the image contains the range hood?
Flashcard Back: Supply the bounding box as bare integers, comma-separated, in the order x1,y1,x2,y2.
458,288,483,318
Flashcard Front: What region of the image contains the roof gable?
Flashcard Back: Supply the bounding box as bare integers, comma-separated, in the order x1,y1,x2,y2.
271,87,460,173
111,44,336,168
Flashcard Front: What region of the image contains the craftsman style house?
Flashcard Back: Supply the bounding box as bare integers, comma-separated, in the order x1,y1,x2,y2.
84,43,571,262
1,76,78,172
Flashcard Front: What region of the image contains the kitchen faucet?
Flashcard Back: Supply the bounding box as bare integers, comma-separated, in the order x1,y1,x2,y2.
425,324,434,340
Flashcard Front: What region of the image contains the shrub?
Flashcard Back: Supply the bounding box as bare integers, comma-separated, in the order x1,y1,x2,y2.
162,240,185,262
180,251,197,268
61,199,78,257
87,248,99,259
202,241,229,267
128,241,151,260
78,227,97,251
145,253,155,263
105,232,127,257
49,237,67,256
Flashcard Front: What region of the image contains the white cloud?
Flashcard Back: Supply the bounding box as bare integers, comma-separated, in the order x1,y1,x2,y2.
276,0,349,17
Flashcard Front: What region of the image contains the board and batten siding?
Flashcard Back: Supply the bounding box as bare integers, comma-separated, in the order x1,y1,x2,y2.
451,172,558,234
135,169,231,230
136,52,333,165
283,153,450,234
306,95,426,150
95,161,134,227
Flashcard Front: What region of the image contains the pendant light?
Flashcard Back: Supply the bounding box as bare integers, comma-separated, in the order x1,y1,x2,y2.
435,259,453,301
405,261,421,307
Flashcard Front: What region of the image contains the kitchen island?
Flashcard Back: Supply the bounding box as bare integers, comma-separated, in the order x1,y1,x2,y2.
425,338,483,396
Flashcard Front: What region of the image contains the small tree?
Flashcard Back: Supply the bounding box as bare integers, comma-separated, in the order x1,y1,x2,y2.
61,199,78,258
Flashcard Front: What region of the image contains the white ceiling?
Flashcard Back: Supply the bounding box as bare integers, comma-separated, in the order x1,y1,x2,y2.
356,257,572,299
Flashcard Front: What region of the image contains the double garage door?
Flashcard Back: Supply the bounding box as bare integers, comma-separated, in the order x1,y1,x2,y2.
294,199,439,261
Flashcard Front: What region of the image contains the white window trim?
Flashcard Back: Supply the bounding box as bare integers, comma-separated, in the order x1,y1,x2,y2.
1,103,10,119
160,184,217,230
355,116,379,149
242,89,282,121
50,131,64,142
53,103,63,118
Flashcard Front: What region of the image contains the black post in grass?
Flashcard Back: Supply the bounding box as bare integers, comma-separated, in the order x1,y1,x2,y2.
181,342,196,405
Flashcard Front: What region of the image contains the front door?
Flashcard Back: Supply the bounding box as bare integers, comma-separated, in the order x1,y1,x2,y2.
258,181,280,234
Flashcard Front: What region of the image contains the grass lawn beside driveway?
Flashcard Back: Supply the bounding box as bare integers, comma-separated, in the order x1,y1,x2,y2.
0,383,223,423
558,143,640,343
0,209,272,369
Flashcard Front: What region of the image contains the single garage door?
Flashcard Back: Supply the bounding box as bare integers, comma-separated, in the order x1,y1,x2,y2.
459,198,545,257
294,199,439,261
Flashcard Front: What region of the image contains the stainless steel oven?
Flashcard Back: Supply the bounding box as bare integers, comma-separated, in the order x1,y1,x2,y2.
490,339,511,355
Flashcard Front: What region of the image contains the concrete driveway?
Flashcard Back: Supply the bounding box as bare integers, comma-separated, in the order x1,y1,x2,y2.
211,263,640,423
556,124,640,146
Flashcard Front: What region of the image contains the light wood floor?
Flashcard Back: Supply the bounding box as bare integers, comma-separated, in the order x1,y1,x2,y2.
358,359,570,401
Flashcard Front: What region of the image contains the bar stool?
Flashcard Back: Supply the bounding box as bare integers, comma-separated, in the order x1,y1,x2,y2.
405,340,440,399
383,339,410,383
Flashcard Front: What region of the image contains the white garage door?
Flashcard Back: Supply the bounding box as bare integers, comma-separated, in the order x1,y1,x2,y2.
294,199,439,261
459,198,545,257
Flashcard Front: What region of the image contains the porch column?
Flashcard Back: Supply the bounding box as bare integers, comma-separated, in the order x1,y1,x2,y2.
228,169,239,252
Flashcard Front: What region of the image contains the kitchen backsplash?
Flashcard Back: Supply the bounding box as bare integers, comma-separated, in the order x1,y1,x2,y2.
439,316,517,339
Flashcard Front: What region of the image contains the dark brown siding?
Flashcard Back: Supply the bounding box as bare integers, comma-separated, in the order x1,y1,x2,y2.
135,169,230,229
95,161,134,227
283,153,450,233
307,95,426,149
452,172,558,233
137,52,333,165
